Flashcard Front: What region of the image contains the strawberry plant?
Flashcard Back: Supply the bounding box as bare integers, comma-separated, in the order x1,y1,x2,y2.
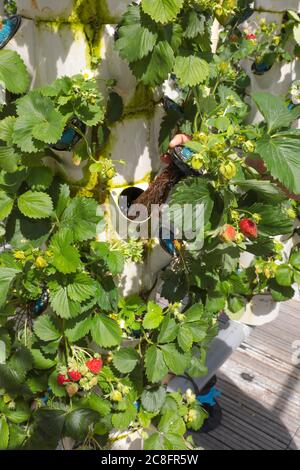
1,0,300,452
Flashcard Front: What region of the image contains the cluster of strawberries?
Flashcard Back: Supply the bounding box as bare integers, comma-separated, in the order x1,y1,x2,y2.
220,219,258,243
57,357,103,397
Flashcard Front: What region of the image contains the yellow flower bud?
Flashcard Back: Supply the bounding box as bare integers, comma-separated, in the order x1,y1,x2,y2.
220,161,237,180
235,232,245,244
287,208,297,220
252,213,262,224
231,210,240,221
35,256,48,269
191,156,204,171
110,390,123,402
14,251,26,260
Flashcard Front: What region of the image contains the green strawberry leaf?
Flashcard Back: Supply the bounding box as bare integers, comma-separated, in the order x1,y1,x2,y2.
0,50,30,94
141,386,166,412
17,191,53,219
173,55,209,87
113,348,140,374
144,345,168,383
142,0,184,24
13,92,65,153
143,301,164,329
33,315,61,342
91,314,122,348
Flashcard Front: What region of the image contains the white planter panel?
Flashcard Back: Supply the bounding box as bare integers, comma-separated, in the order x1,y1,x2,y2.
255,0,300,11
110,116,161,186
16,0,73,20
98,25,137,105
5,18,37,81
15,0,136,23
6,20,89,87
240,295,281,326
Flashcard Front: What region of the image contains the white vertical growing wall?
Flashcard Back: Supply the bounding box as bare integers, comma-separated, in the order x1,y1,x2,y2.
1,0,300,297
2,0,166,295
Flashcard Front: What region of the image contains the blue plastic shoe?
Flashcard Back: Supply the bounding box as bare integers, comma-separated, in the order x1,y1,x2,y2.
0,15,22,49
52,118,86,151
252,61,272,75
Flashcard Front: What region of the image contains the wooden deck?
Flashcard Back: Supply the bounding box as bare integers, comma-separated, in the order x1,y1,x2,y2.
195,300,300,450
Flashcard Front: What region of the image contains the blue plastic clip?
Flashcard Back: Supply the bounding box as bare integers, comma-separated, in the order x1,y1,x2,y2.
197,387,222,407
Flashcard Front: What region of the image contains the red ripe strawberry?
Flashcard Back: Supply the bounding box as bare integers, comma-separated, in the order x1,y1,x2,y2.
57,373,71,386
86,358,103,375
220,224,236,243
239,219,258,239
246,33,256,40
68,369,82,382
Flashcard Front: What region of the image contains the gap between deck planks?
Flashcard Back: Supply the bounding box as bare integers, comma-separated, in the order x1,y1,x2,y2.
194,300,300,450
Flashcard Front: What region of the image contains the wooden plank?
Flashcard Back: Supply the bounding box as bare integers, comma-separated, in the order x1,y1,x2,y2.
194,303,300,450
288,427,300,450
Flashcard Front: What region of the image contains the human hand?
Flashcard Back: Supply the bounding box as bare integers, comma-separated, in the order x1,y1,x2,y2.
160,134,192,165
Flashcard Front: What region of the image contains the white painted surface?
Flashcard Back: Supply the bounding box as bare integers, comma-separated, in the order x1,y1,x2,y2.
240,295,281,326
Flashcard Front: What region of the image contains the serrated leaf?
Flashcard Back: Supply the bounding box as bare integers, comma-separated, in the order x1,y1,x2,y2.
0,417,9,450
107,251,124,276
143,301,164,330
256,134,300,195
67,274,96,302
65,315,93,342
116,24,157,62
56,184,70,218
130,40,175,86
25,409,65,450
82,394,111,417
177,324,193,351
33,315,61,342
0,145,20,173
158,410,186,435
157,314,178,343
27,167,53,190
91,314,122,348
142,0,183,24
10,345,34,374
144,345,168,383
141,386,166,412
0,267,20,308
248,203,293,237
0,50,30,94
276,264,294,287
171,176,214,230
160,344,189,375
13,92,65,153
0,364,25,394
49,233,81,274
0,191,14,221
8,423,27,449
4,401,30,425
174,56,209,87
65,408,99,441
252,92,295,133
113,348,140,374
31,349,56,370
49,285,81,319
269,280,294,302
185,303,204,322
17,191,53,219
60,196,102,242
112,404,137,431
290,251,300,270
183,11,205,39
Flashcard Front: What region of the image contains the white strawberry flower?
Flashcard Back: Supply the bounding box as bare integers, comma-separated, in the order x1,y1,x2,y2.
81,69,94,81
